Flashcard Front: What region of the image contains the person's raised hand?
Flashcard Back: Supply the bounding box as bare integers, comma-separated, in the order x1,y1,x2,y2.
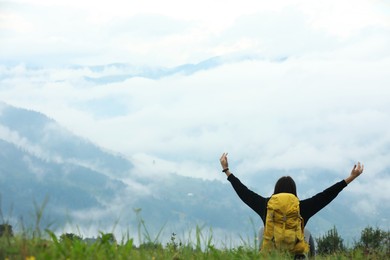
220,152,229,171
345,162,364,184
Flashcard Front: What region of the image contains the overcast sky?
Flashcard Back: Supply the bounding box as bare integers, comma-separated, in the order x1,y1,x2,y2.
1,0,390,202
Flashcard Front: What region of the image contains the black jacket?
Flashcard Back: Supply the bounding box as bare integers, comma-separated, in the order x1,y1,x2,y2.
227,174,347,226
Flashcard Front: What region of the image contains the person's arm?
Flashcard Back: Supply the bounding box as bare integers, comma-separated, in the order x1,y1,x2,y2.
219,153,267,221
300,180,347,224
300,162,364,224
227,174,267,219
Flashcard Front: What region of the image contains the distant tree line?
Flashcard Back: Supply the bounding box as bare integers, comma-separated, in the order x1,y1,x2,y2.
316,225,389,257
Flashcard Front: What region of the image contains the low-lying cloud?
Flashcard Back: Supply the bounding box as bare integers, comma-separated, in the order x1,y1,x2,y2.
1,56,389,180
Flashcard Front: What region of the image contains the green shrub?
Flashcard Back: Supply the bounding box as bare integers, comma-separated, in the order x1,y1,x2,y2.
316,226,345,255
354,226,390,256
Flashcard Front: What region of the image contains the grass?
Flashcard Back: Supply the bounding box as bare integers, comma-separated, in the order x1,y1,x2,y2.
0,205,387,259
0,233,284,260
1,226,386,259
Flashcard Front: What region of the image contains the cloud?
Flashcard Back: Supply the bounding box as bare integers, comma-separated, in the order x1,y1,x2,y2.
348,177,390,217
2,0,388,66
0,123,54,162
2,56,390,177
298,0,390,38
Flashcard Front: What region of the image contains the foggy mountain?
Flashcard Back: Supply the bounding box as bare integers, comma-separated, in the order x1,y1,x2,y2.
0,102,387,245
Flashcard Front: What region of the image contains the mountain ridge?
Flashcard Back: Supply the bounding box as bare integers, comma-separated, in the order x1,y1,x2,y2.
0,102,387,246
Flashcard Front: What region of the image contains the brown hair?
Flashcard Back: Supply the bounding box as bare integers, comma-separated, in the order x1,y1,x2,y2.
273,176,297,196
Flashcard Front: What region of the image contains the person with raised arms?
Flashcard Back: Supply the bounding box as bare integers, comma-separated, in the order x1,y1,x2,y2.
219,152,364,259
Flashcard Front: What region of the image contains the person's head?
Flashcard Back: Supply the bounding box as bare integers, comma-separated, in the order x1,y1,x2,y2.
273,176,297,196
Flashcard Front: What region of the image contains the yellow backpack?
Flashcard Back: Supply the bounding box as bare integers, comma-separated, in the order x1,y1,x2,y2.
261,193,309,255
